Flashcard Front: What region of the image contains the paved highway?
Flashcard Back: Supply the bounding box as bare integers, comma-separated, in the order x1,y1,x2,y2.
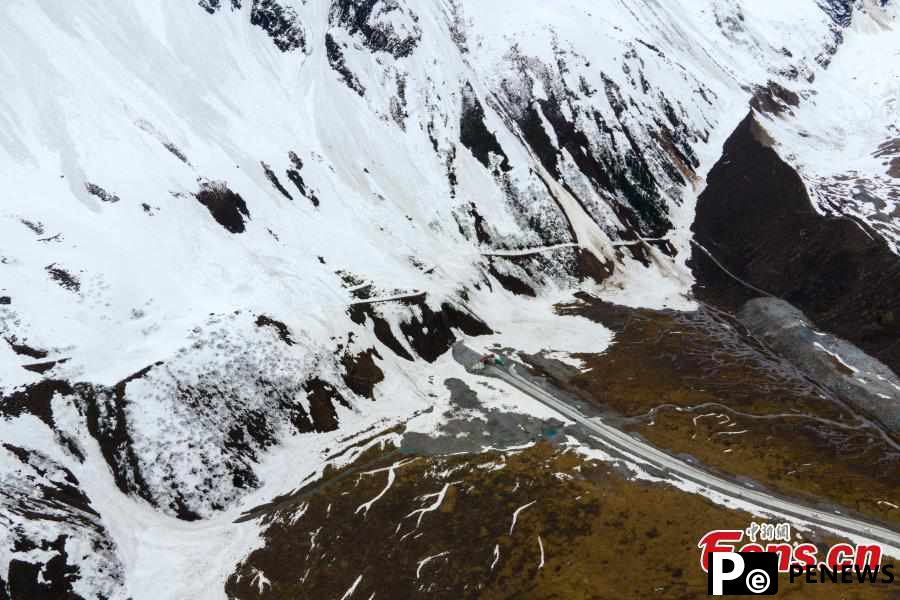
460,345,900,552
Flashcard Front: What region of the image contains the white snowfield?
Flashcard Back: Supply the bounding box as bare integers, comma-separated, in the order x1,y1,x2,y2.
0,0,897,598
761,1,900,253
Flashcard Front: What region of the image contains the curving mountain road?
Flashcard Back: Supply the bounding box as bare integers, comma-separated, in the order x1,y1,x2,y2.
457,344,900,552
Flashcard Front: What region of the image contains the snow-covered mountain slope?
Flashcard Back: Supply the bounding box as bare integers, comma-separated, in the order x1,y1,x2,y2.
762,1,900,252
691,1,900,381
0,1,890,598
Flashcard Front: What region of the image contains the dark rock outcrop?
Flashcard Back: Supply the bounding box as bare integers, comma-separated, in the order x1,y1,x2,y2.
255,315,295,345
45,264,80,292
459,82,511,173
816,0,855,27
250,0,306,53
0,445,122,600
195,180,250,234
398,300,492,363
348,304,415,361
349,298,491,363
692,113,900,376
325,33,366,96
261,161,293,200
197,0,305,53
328,0,421,58
85,182,121,203
341,348,384,398
285,151,321,207
198,0,241,14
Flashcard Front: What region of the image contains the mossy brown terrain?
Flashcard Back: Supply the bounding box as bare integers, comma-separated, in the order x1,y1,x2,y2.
546,296,900,526
226,442,895,599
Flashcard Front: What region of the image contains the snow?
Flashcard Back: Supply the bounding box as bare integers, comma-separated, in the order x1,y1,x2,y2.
415,551,450,580
467,291,614,360
339,574,363,600
0,0,877,597
355,458,418,517
406,482,455,527
402,351,567,434
349,291,426,305
544,351,586,370
10,371,426,600
813,342,861,373
481,243,579,257
758,2,900,252
509,501,536,536
249,569,271,594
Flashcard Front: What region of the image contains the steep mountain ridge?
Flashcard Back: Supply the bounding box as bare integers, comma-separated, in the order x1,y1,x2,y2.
0,1,891,598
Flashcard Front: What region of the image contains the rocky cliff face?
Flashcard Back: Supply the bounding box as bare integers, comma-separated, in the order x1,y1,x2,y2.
692,1,900,375
692,113,900,374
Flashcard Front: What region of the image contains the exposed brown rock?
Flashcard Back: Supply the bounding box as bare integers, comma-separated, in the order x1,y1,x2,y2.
691,113,900,376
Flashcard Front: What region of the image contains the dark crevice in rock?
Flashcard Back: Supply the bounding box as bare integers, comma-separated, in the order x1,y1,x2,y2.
516,104,559,176
285,151,320,207
261,161,293,200
390,72,409,129
445,146,458,197
37,233,63,244
0,380,74,432
20,219,44,235
460,83,511,173
325,34,366,96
